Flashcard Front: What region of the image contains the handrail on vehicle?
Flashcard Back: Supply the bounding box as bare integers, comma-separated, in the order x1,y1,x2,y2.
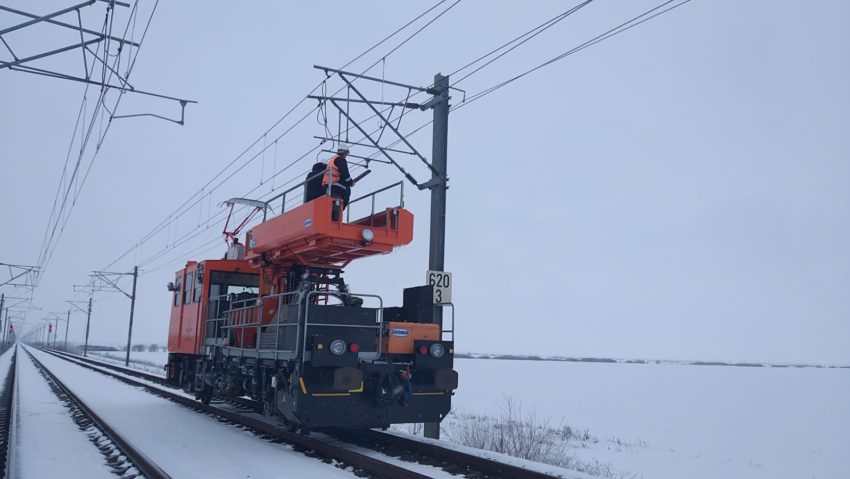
260,171,404,223
211,290,384,363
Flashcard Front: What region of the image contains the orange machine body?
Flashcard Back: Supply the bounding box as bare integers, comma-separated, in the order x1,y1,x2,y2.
245,195,413,269
383,321,440,354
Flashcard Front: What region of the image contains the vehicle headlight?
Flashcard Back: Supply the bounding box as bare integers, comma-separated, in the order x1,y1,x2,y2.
429,343,446,358
362,229,374,243
329,339,347,356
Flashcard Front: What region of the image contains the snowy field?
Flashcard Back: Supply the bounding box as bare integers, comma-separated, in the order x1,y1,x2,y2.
451,358,850,479
84,350,849,478
89,350,169,375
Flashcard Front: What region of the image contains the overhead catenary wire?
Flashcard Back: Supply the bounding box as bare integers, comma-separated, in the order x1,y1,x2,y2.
450,0,595,84
358,0,698,173
457,0,694,109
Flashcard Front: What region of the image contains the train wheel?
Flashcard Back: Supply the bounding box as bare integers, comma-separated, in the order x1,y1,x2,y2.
199,386,213,405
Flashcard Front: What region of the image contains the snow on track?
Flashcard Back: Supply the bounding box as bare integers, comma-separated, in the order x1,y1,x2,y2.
12,345,114,478
47,350,462,478
25,347,358,479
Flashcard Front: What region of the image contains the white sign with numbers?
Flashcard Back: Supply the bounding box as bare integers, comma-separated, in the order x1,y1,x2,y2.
427,270,452,304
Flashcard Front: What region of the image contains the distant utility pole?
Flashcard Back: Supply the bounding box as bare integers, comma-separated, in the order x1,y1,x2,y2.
84,297,92,357
64,308,71,350
91,266,138,366
73,283,96,357
67,299,90,352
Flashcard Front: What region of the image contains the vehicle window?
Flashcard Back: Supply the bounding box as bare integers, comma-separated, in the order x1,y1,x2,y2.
173,274,182,307
193,269,203,303
184,270,193,305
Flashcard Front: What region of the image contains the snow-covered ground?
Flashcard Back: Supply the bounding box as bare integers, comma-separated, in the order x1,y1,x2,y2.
89,350,169,375
451,358,850,479
10,347,113,478
83,349,849,478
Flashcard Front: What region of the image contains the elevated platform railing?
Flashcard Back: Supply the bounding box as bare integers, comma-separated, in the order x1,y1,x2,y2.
206,293,259,346
346,181,404,225
209,290,384,362
261,170,404,225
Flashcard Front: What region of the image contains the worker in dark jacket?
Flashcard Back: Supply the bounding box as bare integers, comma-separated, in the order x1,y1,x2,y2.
323,144,354,219
303,162,326,203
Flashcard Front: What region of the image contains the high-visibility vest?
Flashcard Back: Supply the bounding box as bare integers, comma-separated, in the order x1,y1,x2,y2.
322,155,341,186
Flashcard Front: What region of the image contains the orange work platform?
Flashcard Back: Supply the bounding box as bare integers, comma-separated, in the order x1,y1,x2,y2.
245,195,413,269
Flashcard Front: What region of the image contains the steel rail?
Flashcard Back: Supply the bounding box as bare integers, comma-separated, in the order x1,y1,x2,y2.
48,349,168,384
38,349,431,479
0,347,16,475
24,347,172,479
352,429,562,479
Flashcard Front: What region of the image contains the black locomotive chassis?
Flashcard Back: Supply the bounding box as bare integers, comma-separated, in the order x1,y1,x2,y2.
168,342,456,429
169,300,456,429
278,361,453,429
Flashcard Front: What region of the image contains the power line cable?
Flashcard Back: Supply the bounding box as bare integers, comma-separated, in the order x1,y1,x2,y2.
457,0,694,109
450,0,594,83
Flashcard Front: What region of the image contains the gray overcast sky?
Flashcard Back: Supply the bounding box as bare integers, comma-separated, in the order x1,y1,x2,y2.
1,0,848,364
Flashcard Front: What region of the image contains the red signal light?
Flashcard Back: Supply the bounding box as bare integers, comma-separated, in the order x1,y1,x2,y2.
349,343,360,353
418,345,428,355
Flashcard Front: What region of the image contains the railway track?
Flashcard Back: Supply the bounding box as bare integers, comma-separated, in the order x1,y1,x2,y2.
0,347,16,476
21,347,171,479
44,349,563,479
39,349,433,479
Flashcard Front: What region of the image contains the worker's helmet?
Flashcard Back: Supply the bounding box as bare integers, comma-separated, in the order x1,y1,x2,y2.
337,143,351,153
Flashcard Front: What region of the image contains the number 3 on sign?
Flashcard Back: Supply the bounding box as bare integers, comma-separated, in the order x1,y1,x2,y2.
427,270,452,304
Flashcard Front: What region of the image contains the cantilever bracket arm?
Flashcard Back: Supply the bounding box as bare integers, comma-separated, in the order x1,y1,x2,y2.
0,4,138,47
336,73,440,178
0,263,40,288
0,0,97,37
313,136,413,156
91,272,132,299
314,64,428,92
9,65,197,107
307,96,420,109
67,301,88,314
0,37,103,69
328,98,421,189
113,100,191,125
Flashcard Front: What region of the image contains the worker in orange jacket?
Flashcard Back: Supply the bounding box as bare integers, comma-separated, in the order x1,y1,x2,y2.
322,144,354,218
